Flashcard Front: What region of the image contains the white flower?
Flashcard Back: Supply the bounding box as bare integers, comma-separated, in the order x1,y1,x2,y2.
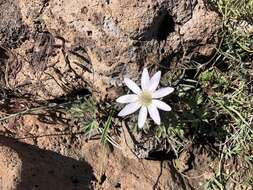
116,68,174,128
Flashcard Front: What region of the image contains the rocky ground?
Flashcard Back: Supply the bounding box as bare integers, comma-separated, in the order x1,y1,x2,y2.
0,114,216,190
1,0,249,189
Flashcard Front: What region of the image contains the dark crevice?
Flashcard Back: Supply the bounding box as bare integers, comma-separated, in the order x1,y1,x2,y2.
99,174,107,185
156,11,175,41
87,30,92,36
0,46,9,60
183,151,195,172
138,10,175,41
114,182,121,188
147,150,176,161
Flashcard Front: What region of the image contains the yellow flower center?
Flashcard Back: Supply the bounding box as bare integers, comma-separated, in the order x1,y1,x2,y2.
139,91,152,106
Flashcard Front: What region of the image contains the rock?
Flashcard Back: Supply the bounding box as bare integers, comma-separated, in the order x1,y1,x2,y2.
82,142,192,190
0,135,95,190
0,115,192,189
0,145,22,190
0,0,28,48
0,0,220,101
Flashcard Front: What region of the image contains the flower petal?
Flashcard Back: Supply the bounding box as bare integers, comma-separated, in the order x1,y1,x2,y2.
118,102,141,117
152,87,174,98
138,106,147,128
148,71,161,92
116,94,138,103
141,68,150,90
152,100,172,111
148,104,161,125
124,78,141,94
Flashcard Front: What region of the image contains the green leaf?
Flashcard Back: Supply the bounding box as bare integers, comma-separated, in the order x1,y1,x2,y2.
83,120,98,139
101,110,114,144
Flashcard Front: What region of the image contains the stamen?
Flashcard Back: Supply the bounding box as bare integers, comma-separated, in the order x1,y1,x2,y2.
139,91,152,106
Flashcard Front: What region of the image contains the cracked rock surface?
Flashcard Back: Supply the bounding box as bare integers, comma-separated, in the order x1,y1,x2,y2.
1,0,220,101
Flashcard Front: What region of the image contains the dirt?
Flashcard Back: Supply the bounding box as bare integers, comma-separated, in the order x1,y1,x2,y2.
0,136,94,190
0,111,219,190
0,0,222,189
0,114,218,190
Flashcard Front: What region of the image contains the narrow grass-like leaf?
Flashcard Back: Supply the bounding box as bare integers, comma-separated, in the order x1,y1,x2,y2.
101,110,114,144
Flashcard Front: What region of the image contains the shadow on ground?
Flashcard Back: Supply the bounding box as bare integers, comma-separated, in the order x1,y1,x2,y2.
0,135,95,190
